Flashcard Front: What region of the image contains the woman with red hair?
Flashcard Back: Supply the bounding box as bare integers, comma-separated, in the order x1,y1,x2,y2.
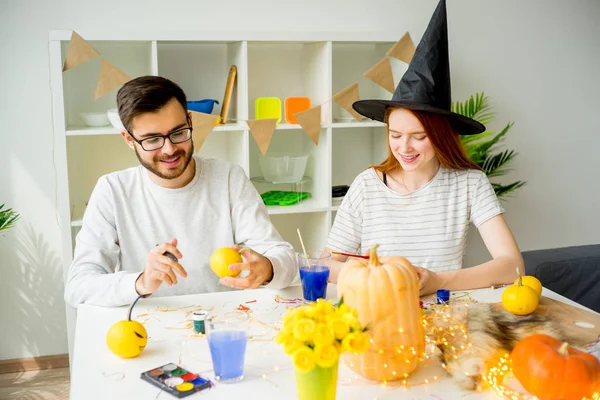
326,0,523,294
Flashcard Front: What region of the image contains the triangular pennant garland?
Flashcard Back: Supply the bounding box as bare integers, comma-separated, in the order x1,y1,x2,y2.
190,111,220,151
94,59,131,99
332,82,363,121
294,105,322,146
363,57,395,94
246,119,278,156
62,31,100,72
386,32,415,64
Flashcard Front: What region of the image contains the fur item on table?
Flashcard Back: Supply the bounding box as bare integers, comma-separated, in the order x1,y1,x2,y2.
437,303,565,390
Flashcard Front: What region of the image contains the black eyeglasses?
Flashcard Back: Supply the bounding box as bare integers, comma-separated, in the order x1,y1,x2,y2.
128,126,193,151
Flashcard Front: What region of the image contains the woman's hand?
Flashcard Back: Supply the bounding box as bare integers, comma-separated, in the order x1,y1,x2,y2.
414,266,443,296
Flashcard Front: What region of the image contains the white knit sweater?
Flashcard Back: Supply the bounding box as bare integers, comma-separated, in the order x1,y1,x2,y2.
65,156,297,307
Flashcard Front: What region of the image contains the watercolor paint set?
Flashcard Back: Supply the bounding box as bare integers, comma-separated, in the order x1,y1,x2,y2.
140,363,211,398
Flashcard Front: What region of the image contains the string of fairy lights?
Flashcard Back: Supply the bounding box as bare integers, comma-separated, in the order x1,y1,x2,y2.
132,295,599,399
136,297,471,389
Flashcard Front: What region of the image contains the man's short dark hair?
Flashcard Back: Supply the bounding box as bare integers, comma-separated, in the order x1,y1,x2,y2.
117,76,187,132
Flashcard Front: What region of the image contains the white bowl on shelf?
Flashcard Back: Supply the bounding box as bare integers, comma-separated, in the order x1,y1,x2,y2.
259,153,309,184
80,112,110,127
333,116,355,123
334,107,363,123
332,197,344,206
107,108,125,131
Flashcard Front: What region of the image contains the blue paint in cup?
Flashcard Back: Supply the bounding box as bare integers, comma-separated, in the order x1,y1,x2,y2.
299,266,330,301
297,252,332,302
436,289,450,304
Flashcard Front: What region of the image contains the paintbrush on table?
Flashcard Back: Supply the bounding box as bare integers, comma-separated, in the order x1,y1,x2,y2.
331,251,370,259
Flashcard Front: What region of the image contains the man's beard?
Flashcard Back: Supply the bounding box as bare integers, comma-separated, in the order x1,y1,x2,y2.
134,143,194,180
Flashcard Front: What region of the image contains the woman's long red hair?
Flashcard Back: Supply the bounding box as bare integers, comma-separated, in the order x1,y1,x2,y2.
372,108,481,174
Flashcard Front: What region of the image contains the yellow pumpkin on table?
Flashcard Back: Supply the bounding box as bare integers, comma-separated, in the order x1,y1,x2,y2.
502,268,539,316
513,273,542,298
106,295,148,358
337,244,425,381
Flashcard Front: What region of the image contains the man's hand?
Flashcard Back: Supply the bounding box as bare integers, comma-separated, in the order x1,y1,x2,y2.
219,246,274,289
135,238,187,296
413,266,442,296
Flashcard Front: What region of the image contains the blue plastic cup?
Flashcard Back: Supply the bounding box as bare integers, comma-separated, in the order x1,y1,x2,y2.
206,311,249,383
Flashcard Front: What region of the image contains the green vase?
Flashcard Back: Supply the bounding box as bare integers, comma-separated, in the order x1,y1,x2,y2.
295,361,338,400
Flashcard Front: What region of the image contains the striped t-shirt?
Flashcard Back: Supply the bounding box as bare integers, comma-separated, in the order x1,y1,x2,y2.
327,167,504,272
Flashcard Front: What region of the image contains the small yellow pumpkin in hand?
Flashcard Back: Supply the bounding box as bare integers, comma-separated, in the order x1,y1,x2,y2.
502,268,539,315
210,247,243,278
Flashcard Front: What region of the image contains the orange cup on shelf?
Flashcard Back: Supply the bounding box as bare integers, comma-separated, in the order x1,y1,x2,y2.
285,97,311,124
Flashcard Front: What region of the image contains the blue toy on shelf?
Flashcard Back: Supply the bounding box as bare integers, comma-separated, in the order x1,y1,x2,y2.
187,99,219,114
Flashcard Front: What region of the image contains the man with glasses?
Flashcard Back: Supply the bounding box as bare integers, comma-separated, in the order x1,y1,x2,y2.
65,76,297,307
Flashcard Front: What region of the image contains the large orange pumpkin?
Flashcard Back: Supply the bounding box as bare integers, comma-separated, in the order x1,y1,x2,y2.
337,244,425,381
511,334,600,400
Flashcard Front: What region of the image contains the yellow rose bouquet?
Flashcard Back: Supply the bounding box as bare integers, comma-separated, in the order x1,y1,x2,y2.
275,298,369,400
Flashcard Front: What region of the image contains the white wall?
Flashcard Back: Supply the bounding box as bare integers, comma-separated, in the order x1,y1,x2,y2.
452,1,600,266
1,0,599,359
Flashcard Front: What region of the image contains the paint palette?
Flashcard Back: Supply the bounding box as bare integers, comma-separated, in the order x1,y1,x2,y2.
141,363,211,398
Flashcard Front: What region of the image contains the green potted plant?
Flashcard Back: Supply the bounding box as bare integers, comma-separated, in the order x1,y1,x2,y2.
452,93,525,198
0,204,20,232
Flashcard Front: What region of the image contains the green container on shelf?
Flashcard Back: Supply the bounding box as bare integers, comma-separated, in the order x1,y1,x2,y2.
260,191,310,206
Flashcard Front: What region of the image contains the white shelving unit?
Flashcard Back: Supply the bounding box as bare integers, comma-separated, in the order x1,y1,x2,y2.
49,31,406,357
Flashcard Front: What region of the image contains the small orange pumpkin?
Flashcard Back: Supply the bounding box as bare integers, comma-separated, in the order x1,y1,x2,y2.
337,244,424,381
511,334,600,400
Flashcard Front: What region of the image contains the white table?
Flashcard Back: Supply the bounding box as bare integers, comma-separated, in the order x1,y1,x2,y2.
70,285,596,400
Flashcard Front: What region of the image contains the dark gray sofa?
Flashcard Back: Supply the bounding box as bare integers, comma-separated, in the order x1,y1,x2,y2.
522,244,600,313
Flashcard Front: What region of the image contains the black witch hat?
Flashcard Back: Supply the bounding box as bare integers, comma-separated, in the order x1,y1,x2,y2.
353,0,484,135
